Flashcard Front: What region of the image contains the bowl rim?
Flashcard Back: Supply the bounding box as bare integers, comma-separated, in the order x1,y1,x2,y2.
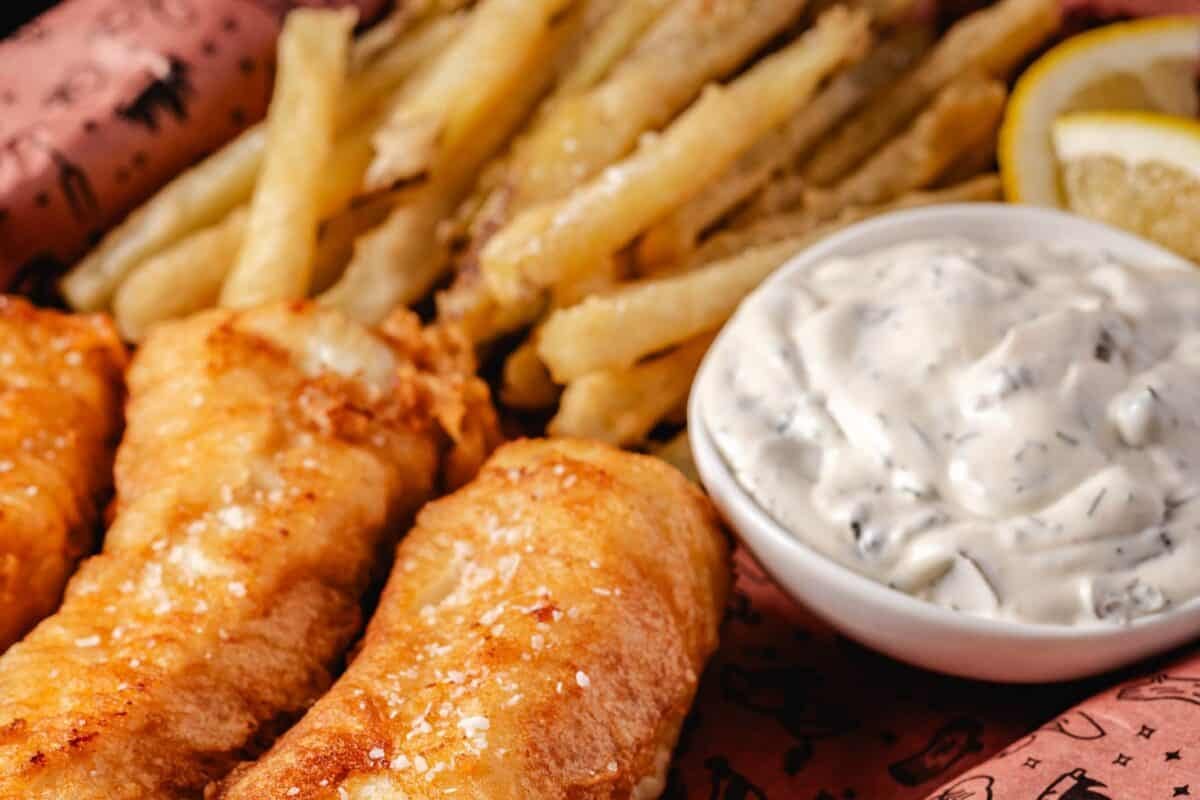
689,202,1200,642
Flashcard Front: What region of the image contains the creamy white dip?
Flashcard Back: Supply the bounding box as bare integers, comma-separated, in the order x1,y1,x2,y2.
701,237,1200,626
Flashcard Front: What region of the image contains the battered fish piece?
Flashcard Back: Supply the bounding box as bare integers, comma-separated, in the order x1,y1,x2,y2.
0,303,498,799
214,438,731,800
0,296,125,651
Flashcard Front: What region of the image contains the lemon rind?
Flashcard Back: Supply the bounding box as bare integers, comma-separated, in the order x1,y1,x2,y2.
1000,15,1200,204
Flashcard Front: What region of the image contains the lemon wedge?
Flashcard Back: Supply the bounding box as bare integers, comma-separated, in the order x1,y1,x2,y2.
1000,16,1200,205
1053,110,1200,261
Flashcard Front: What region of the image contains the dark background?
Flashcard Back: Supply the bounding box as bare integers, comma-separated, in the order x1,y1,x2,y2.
2,1,60,38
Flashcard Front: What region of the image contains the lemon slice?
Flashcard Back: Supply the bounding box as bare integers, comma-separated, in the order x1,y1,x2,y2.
1000,16,1200,205
1053,110,1200,261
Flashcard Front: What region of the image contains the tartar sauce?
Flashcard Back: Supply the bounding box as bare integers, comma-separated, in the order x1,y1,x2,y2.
702,237,1200,625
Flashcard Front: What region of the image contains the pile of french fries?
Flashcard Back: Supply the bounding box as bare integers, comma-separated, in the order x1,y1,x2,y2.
60,0,1062,466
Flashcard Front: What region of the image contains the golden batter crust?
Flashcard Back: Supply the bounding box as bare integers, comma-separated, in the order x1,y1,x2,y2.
0,302,496,799
214,437,731,800
0,296,126,651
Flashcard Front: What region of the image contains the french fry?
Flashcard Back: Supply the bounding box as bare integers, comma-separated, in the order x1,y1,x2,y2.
219,9,355,309
935,127,999,187
803,0,1060,186
636,23,932,268
802,73,1006,219
322,194,449,321
723,23,935,227
110,116,382,337
61,10,460,312
808,0,919,26
61,127,263,313
436,264,552,346
310,194,396,294
554,0,674,93
499,250,624,407
364,0,576,191
653,429,698,482
862,0,920,24
436,0,808,345
731,77,1003,233
549,333,714,446
460,0,804,219
551,0,631,74
323,0,583,322
481,7,871,303
550,251,627,308
62,13,455,314
113,208,247,343
729,172,809,227
693,173,1002,264
347,0,467,71
539,237,802,381
744,79,1001,226
390,0,611,228
501,335,562,410
852,171,1002,206
348,7,417,70
484,0,807,221
339,12,469,124
741,68,1003,227
310,116,384,218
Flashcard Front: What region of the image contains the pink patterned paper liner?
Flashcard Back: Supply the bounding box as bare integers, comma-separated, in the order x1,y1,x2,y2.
669,549,1108,799
925,652,1200,798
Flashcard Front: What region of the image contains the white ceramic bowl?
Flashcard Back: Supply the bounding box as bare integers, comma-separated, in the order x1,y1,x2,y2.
689,203,1200,683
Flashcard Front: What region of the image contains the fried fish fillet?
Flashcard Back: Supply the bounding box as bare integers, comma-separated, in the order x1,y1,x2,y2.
0,303,498,799
214,438,731,800
0,297,126,651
